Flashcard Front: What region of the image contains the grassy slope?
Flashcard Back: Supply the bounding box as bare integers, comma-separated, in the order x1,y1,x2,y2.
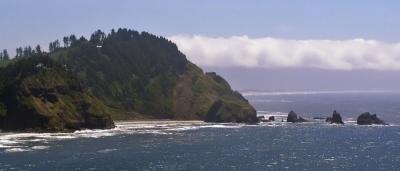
172,62,255,120
0,56,114,131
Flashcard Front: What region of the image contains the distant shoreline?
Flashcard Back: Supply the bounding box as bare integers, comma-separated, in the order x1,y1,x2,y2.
241,90,396,96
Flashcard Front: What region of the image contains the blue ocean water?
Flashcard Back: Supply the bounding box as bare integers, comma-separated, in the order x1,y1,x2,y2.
1,92,400,171
246,91,400,123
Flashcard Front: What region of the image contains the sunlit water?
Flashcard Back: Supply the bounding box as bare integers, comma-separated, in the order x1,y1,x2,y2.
1,92,400,170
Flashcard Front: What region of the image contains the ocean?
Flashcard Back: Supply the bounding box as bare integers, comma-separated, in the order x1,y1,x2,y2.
1,91,400,170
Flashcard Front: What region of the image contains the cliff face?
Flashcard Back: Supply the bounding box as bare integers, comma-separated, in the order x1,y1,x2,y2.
52,29,257,122
0,56,114,132
172,63,258,122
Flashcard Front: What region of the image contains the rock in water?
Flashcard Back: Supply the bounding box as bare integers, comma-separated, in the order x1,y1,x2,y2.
260,116,275,122
268,116,275,121
328,110,344,124
325,117,332,122
287,111,308,123
357,112,386,125
298,117,307,122
287,111,298,122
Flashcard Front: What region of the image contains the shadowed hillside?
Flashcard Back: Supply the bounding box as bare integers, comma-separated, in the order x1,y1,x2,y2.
0,55,114,131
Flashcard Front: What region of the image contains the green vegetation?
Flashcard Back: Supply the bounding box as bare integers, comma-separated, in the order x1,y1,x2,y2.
51,29,188,119
0,28,257,131
0,54,114,131
0,49,11,67
0,102,6,118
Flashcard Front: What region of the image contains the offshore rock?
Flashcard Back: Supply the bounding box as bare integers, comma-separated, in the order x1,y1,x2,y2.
287,110,308,123
327,110,344,124
357,112,386,125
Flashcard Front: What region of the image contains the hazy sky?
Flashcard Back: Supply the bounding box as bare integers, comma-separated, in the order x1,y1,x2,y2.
2,0,400,48
1,0,400,91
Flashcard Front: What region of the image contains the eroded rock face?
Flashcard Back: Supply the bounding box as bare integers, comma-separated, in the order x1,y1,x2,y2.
327,110,344,124
357,112,386,125
287,111,298,122
287,111,308,123
171,64,257,122
205,100,259,123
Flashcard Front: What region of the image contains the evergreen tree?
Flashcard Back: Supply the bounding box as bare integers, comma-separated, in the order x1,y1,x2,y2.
69,35,77,46
50,40,61,52
23,46,33,57
55,40,60,48
90,30,106,45
79,36,87,42
2,49,9,60
63,36,70,47
23,47,29,57
49,42,54,53
16,47,23,58
35,45,42,54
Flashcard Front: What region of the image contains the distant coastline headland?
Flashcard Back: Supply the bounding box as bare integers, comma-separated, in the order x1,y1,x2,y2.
0,28,258,132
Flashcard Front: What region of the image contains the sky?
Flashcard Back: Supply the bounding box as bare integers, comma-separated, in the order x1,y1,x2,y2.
1,0,400,91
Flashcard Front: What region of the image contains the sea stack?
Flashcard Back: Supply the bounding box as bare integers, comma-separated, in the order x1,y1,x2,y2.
268,116,275,121
357,112,386,125
326,110,344,124
287,111,307,123
258,116,275,122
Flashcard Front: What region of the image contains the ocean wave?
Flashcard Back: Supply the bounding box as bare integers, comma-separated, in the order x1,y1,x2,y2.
259,122,290,127
3,145,49,153
1,120,397,153
257,111,288,116
199,124,244,129
0,121,244,153
97,148,117,153
5,148,32,153
31,146,50,150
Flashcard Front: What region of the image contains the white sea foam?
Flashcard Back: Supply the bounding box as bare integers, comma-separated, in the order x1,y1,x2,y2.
1,120,397,153
97,148,117,153
257,111,287,116
0,121,245,152
5,148,32,153
257,111,288,122
324,157,335,161
31,146,49,150
200,124,244,129
260,122,290,127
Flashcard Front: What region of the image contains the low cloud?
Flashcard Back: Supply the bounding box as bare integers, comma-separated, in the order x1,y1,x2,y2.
169,35,400,70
